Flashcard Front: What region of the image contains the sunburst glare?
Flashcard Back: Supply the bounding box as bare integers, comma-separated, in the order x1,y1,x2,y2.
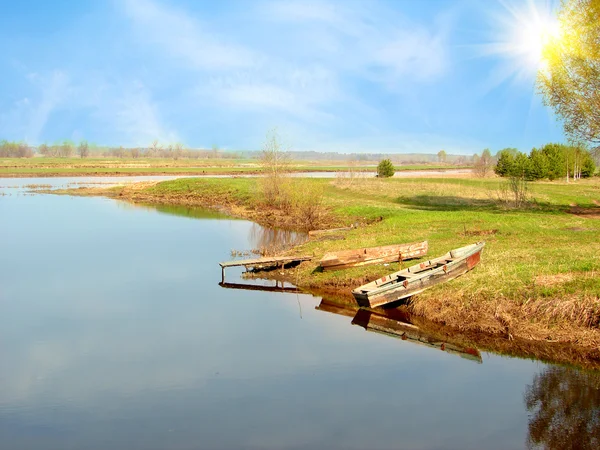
477,0,561,84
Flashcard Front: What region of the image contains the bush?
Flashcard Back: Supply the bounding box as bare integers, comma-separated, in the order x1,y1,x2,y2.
377,159,395,178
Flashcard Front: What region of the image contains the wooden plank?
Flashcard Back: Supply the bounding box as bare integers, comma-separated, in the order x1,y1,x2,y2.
219,255,312,269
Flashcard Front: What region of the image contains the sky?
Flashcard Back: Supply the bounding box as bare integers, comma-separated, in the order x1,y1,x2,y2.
0,0,565,155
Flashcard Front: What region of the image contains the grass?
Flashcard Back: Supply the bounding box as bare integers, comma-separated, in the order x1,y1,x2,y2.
53,174,600,358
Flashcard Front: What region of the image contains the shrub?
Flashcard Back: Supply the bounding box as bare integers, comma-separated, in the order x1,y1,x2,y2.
377,159,395,178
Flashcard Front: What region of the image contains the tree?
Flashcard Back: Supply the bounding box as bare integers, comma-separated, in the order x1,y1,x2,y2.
59,140,74,157
581,152,596,177
260,129,291,207
538,0,600,148
494,149,516,176
473,148,493,177
528,148,550,180
437,149,447,163
509,152,528,176
377,159,395,178
541,143,567,180
78,140,89,158
173,143,184,160
38,143,49,156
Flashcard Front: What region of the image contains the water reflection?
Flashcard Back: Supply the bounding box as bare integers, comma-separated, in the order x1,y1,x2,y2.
122,202,233,220
316,299,483,363
248,223,308,255
525,366,600,449
219,280,301,293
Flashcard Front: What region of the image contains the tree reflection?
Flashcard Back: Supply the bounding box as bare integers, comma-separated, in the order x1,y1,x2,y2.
248,224,307,255
525,365,600,449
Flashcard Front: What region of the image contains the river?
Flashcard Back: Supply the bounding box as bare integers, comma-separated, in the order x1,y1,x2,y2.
0,178,598,450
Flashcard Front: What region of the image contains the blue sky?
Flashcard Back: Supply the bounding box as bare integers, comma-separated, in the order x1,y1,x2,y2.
0,0,564,154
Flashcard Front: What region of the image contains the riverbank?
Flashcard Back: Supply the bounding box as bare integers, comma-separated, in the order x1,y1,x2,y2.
49,175,600,365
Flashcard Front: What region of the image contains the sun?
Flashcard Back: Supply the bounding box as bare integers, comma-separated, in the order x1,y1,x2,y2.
514,10,561,68
477,0,562,83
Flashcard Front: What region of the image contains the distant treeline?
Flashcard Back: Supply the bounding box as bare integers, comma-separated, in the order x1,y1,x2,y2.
0,140,34,158
495,144,596,180
0,139,474,163
0,139,240,159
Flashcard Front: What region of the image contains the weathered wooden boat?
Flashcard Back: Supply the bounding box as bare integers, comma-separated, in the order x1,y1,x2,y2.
352,242,485,308
351,309,482,363
319,240,428,271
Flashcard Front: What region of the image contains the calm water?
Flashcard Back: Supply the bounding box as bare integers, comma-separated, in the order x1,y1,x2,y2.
1,179,598,450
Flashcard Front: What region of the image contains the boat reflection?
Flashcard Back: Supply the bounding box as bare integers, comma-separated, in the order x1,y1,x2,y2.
216,278,483,363
317,299,482,363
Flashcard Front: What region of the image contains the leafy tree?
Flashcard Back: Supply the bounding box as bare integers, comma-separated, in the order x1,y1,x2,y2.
437,149,447,163
377,159,395,178
538,0,600,147
494,149,516,176
541,143,567,180
581,152,596,177
528,148,550,180
510,152,530,177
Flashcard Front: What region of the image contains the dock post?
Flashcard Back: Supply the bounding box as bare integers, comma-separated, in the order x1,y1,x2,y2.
221,266,225,283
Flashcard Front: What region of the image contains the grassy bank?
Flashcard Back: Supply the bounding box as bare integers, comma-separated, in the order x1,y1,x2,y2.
54,175,600,364
0,157,467,177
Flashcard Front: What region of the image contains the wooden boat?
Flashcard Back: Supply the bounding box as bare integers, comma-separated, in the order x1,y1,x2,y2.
352,242,485,308
351,309,482,363
319,240,428,271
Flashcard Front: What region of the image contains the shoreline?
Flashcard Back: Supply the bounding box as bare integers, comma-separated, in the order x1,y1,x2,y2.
42,176,600,368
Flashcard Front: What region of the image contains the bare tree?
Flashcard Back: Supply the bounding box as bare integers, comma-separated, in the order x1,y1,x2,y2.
473,149,493,177
260,129,291,207
173,143,184,160
78,140,89,158
59,141,74,158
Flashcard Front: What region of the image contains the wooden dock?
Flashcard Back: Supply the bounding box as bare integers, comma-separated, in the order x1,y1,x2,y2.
218,255,312,282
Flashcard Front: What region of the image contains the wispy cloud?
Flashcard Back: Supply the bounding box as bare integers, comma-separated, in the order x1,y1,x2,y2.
261,0,451,85
123,0,256,70
0,70,69,143
112,80,177,146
